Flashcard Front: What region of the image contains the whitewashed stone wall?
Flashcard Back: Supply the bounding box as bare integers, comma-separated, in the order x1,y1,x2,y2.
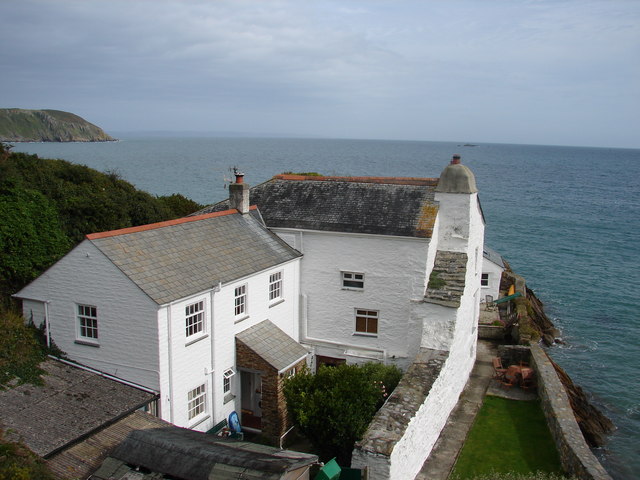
18,241,161,389
352,189,484,479
275,228,432,368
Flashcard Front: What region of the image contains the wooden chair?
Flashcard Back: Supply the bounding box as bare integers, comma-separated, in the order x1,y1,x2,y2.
492,357,507,380
500,377,516,389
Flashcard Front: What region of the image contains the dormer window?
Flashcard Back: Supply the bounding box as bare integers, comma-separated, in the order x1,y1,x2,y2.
342,271,364,290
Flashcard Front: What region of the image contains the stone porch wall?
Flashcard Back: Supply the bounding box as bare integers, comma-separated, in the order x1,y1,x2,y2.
529,345,612,480
236,340,306,444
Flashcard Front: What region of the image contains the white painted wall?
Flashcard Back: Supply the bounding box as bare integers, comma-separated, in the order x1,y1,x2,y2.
481,257,503,302
17,240,161,389
275,228,431,368
156,258,301,431
351,190,485,479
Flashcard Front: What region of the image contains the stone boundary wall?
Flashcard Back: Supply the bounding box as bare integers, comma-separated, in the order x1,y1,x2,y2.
530,345,613,480
351,348,460,480
478,324,505,340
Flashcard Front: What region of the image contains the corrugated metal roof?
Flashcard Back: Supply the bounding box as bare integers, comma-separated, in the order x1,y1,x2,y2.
197,175,440,238
89,209,301,305
236,320,308,373
47,411,169,480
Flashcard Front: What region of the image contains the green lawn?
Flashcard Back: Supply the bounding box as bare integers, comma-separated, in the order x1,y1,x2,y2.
450,395,564,479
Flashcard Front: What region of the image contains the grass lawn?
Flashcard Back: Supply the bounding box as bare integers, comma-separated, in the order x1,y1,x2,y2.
450,395,564,479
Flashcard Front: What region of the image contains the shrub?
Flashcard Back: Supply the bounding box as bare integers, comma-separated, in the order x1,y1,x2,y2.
284,362,402,465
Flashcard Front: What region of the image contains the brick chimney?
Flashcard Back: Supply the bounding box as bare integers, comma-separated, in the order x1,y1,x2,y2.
229,168,250,214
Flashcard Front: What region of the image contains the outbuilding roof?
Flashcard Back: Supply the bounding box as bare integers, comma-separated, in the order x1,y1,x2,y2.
483,245,505,269
0,359,156,458
198,175,440,238
236,320,308,373
87,208,301,305
104,427,318,480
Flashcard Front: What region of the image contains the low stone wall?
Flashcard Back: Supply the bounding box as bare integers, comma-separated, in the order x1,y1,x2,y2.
478,324,505,340
530,345,612,480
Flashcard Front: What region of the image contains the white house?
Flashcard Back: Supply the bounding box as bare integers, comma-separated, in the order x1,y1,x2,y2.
18,155,486,477
199,155,485,478
201,156,484,373
482,245,506,302
15,185,309,441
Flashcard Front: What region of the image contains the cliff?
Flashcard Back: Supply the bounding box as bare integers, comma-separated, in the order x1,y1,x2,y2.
0,109,116,142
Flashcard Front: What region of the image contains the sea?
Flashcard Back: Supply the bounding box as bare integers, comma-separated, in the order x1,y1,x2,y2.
13,135,640,479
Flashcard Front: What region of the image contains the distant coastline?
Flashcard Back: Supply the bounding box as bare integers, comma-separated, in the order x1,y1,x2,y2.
0,108,116,143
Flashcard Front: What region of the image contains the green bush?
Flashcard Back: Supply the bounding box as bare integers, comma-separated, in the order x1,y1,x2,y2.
0,428,55,480
0,310,47,389
284,362,402,465
0,144,203,300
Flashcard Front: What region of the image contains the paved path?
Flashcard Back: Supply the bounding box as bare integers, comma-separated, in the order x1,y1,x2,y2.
415,340,498,480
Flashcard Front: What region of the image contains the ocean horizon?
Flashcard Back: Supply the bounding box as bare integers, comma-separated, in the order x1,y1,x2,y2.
13,135,640,479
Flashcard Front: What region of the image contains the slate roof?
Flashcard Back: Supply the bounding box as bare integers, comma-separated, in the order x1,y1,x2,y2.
87,208,301,305
0,359,157,458
483,245,505,268
424,250,468,308
100,427,318,480
236,320,308,373
197,175,440,238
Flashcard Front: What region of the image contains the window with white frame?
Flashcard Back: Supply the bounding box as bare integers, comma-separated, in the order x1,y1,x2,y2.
342,271,364,290
223,368,236,394
187,384,207,420
185,300,204,337
269,271,283,302
234,284,247,316
481,273,489,287
355,309,378,335
77,304,98,341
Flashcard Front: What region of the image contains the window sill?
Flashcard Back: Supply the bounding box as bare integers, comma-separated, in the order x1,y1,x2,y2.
189,414,211,429
223,393,236,404
268,299,285,308
342,287,364,292
352,332,378,338
234,314,250,324
75,339,100,347
185,333,209,347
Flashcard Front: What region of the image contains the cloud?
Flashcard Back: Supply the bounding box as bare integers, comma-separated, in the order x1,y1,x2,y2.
1,0,638,147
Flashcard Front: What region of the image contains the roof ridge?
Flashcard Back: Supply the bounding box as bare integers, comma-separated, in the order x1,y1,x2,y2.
273,174,438,186
87,206,258,240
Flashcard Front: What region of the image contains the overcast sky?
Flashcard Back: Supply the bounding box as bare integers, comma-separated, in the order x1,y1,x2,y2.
2,1,638,148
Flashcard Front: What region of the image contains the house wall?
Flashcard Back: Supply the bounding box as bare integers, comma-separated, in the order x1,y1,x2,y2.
156,258,301,432
481,258,503,302
275,229,431,368
17,241,161,389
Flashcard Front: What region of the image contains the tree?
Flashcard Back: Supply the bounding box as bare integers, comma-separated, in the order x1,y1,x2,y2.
284,362,402,465
0,187,70,300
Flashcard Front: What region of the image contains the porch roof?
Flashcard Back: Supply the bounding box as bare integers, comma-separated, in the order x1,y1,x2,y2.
236,320,308,373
